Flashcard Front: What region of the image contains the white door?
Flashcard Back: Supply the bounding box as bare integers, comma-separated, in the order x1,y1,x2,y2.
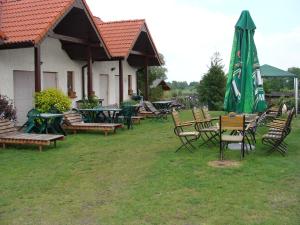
115,75,119,105
43,72,57,90
13,70,35,125
99,74,109,106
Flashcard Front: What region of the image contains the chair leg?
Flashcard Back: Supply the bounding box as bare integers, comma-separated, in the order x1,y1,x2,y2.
241,140,245,160
176,137,194,153
219,141,224,160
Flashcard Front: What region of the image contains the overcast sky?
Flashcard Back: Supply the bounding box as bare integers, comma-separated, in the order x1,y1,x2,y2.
86,0,300,83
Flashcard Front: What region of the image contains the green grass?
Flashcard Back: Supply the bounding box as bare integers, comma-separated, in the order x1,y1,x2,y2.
0,111,300,225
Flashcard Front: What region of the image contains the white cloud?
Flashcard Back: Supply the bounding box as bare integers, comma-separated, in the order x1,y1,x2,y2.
86,0,300,82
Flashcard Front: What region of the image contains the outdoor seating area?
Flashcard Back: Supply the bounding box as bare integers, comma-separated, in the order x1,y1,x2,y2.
171,106,296,160
0,109,299,224
0,0,299,223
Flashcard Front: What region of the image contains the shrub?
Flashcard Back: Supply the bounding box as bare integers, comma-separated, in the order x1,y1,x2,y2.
35,88,71,113
149,87,163,102
272,97,295,110
0,95,16,121
121,100,139,107
78,95,100,109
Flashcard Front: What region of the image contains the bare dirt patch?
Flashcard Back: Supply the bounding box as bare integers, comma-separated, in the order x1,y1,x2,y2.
208,160,241,168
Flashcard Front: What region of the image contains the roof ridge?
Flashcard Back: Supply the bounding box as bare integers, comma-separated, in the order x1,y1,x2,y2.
100,19,145,25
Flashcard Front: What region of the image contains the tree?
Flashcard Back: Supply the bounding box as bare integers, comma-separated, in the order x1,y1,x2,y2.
288,67,300,78
197,52,226,110
137,53,168,99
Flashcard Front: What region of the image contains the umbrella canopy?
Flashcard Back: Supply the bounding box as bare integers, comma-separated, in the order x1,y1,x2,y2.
224,10,267,113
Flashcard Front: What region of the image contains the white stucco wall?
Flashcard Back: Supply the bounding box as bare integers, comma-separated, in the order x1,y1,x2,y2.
93,59,137,106
0,37,138,121
0,47,34,99
0,37,84,106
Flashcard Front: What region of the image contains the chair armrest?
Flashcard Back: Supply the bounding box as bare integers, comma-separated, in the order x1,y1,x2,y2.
178,121,195,127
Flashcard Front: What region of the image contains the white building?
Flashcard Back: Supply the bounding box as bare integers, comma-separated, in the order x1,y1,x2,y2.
0,0,161,124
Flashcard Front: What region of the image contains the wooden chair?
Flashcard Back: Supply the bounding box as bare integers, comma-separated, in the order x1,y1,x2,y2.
219,114,246,160
0,119,64,152
262,108,295,156
63,111,123,136
265,103,283,123
172,110,199,152
201,107,219,126
192,107,219,146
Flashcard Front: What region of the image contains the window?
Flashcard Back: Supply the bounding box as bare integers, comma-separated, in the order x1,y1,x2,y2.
67,71,76,98
128,75,133,95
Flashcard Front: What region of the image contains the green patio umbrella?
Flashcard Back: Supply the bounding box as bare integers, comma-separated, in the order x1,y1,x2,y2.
224,10,267,113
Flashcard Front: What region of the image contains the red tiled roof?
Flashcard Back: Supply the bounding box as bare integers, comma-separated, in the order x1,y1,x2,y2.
0,0,75,45
95,18,145,57
0,30,6,40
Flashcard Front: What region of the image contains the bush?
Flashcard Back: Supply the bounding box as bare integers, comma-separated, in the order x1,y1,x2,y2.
121,99,139,107
0,95,16,121
78,95,100,109
272,97,295,110
149,87,163,101
35,88,71,113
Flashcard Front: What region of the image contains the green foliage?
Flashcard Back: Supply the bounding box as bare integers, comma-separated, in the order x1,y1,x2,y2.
149,87,164,101
78,95,100,109
288,67,300,78
137,53,167,98
120,99,139,107
35,88,71,113
197,52,226,110
169,81,189,89
0,94,16,121
272,96,295,109
263,77,293,93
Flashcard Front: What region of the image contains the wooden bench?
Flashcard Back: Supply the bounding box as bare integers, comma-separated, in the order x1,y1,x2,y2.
63,111,123,136
0,119,64,152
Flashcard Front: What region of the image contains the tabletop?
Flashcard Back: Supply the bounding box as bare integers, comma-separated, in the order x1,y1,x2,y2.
39,113,64,119
152,100,173,104
78,108,122,112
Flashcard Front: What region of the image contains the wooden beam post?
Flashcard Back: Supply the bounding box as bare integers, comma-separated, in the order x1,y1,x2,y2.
119,59,124,105
87,46,94,97
34,46,41,92
144,57,149,100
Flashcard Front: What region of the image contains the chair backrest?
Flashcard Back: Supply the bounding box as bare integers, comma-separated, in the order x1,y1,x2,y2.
277,103,284,117
0,119,17,136
219,114,245,131
201,107,211,120
192,107,205,123
144,101,158,113
286,107,295,129
63,111,83,125
171,110,181,127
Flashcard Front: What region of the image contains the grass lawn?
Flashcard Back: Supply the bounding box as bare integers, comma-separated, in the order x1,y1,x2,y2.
0,111,299,225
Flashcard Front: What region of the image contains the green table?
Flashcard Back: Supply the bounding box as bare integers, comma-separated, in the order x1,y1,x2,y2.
39,113,65,135
152,100,173,111
78,108,122,123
